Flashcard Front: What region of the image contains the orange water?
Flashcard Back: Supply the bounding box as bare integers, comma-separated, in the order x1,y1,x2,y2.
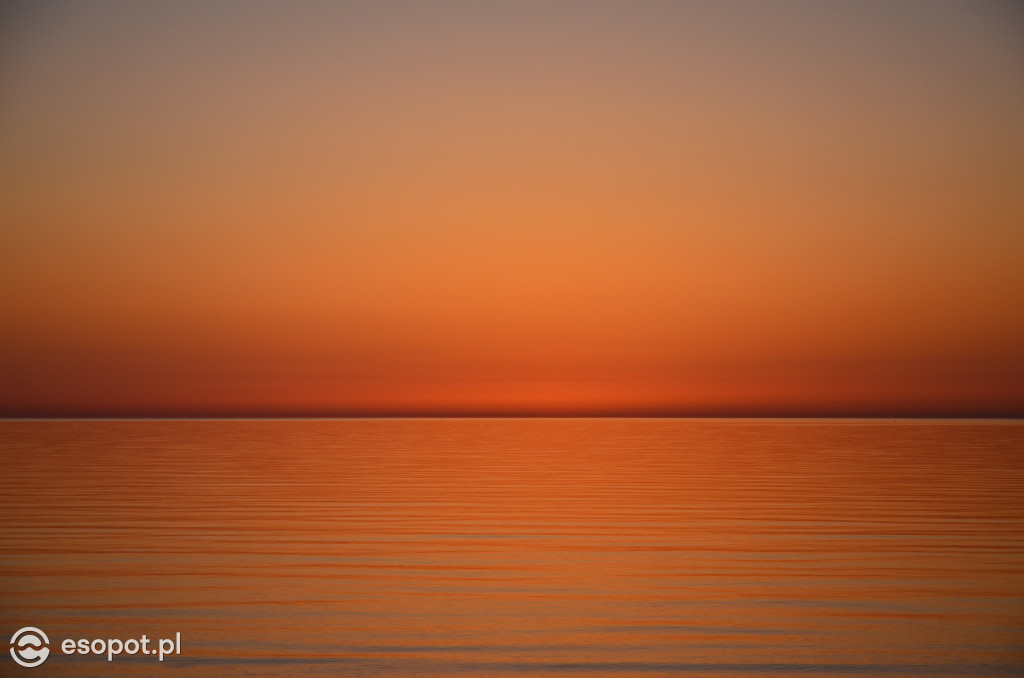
1,419,1022,676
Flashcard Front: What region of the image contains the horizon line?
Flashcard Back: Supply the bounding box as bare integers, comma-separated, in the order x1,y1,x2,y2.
2,414,1022,422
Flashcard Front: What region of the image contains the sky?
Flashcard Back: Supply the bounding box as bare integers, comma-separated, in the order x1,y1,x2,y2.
1,0,1022,417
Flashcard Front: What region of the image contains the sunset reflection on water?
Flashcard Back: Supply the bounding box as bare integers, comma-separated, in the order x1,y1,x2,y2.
1,419,1022,676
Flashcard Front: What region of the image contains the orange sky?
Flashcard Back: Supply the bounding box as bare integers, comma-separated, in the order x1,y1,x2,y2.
1,1,1023,416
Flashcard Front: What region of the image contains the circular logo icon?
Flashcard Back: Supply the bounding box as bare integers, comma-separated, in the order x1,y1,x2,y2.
10,628,49,668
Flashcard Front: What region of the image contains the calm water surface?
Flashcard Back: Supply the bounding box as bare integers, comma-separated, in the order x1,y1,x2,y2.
1,419,1022,676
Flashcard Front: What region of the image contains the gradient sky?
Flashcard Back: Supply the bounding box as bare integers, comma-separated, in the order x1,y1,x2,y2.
1,0,1023,416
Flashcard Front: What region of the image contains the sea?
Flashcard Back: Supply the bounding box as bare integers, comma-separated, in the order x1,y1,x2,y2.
1,418,1022,676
